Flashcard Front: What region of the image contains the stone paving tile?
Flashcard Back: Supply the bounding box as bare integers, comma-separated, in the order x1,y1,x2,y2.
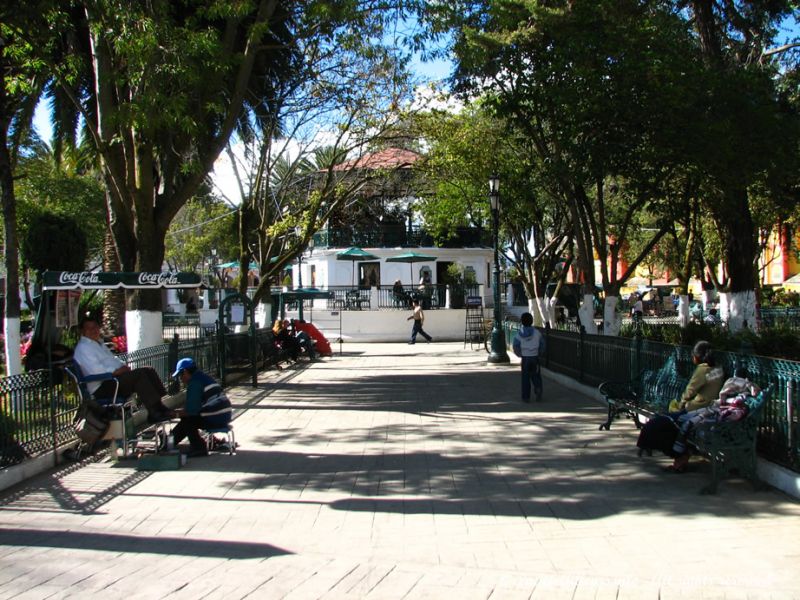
1,342,800,598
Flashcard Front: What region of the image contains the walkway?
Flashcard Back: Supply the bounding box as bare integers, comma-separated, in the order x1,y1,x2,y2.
1,342,799,599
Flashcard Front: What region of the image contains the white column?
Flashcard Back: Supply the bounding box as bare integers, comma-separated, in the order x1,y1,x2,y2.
371,286,379,310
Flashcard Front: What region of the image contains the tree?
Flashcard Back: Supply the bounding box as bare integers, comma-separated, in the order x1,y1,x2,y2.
21,213,87,274
24,0,301,350
413,102,571,326
164,194,237,274
676,1,800,330
0,2,51,375
13,139,106,299
219,3,423,305
435,0,704,334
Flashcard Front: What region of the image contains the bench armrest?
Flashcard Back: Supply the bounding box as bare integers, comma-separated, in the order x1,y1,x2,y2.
598,381,637,400
81,371,117,384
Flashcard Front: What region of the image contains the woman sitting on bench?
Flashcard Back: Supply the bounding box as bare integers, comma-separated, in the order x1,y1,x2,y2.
636,340,724,469
669,366,760,472
664,341,725,471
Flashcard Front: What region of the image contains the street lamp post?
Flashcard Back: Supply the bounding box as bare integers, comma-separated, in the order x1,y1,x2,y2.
210,248,219,309
295,228,315,321
488,174,510,364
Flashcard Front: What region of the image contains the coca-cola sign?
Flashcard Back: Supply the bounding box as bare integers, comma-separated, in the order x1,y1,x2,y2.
43,271,201,290
58,272,101,285
137,272,180,286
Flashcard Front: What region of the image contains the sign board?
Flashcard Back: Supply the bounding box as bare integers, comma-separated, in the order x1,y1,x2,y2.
466,296,483,307
42,271,201,290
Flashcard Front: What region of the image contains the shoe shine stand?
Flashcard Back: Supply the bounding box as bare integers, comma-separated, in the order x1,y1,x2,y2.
41,270,202,467
133,419,186,471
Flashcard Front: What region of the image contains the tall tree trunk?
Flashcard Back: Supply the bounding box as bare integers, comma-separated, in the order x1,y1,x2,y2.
101,225,125,336
0,90,22,375
719,188,758,293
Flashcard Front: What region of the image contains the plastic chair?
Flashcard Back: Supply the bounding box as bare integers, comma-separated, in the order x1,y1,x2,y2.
65,361,137,457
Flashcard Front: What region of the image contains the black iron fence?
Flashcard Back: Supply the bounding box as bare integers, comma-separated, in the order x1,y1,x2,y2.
760,307,800,330
163,313,202,341
504,321,800,472
0,334,220,469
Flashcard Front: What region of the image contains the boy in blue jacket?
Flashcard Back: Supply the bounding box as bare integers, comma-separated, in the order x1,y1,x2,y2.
512,312,546,402
171,357,232,457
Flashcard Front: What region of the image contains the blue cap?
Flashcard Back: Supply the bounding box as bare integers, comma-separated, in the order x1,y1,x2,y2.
172,357,196,378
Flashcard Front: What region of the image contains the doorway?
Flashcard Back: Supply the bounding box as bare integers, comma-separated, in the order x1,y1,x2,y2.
361,262,380,288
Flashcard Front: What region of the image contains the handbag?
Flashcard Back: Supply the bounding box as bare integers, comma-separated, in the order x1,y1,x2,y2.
74,406,109,444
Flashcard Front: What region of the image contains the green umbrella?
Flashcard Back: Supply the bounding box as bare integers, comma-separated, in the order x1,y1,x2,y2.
336,247,379,286
386,251,437,285
217,260,259,270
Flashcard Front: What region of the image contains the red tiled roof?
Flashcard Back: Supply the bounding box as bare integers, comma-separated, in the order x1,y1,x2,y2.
333,148,421,171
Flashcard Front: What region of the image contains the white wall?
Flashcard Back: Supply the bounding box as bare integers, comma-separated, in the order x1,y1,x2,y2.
289,307,491,343
306,247,494,288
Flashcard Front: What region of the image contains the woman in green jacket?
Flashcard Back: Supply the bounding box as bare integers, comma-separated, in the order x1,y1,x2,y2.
669,340,725,471
677,340,725,412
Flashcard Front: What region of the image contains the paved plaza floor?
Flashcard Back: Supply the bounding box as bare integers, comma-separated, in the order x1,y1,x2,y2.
1,342,799,599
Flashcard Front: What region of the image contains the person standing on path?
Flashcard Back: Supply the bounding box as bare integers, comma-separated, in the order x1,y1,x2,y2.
407,299,433,344
512,312,546,402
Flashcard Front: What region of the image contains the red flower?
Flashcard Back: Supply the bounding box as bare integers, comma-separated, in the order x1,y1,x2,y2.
111,336,127,353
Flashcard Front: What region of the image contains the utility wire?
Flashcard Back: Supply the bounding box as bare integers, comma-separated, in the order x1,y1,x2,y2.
166,209,237,236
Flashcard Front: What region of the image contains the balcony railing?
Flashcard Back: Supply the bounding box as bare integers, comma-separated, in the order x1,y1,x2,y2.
313,225,490,249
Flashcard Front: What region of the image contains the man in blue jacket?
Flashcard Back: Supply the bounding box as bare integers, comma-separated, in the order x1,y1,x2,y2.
171,357,232,457
512,312,546,402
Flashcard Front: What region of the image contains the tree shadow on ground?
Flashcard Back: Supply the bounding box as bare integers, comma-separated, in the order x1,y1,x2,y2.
0,527,290,559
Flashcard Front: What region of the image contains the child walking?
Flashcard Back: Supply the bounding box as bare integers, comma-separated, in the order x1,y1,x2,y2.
512,312,546,402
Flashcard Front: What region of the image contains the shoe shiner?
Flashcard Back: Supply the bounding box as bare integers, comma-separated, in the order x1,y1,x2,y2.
170,358,232,457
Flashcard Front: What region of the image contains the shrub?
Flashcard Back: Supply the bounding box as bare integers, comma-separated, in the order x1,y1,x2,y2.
22,213,88,273
620,321,800,361
766,288,800,307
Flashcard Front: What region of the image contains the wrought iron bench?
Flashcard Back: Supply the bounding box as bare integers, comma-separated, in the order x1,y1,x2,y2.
598,353,689,431
688,385,774,494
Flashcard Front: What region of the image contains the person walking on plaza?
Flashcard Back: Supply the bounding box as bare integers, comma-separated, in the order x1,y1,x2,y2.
512,312,546,402
407,299,432,344
73,317,174,423
171,357,232,457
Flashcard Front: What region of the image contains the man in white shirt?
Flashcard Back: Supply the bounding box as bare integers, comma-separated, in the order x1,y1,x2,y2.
73,318,174,423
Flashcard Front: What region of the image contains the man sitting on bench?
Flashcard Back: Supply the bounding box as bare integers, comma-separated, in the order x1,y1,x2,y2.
74,317,174,423
171,357,232,457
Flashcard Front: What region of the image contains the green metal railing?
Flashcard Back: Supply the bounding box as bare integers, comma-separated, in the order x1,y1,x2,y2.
0,370,76,467
505,321,800,471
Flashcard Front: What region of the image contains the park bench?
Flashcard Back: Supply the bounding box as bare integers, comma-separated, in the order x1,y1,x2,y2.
598,353,688,431
599,355,776,493
687,384,774,494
